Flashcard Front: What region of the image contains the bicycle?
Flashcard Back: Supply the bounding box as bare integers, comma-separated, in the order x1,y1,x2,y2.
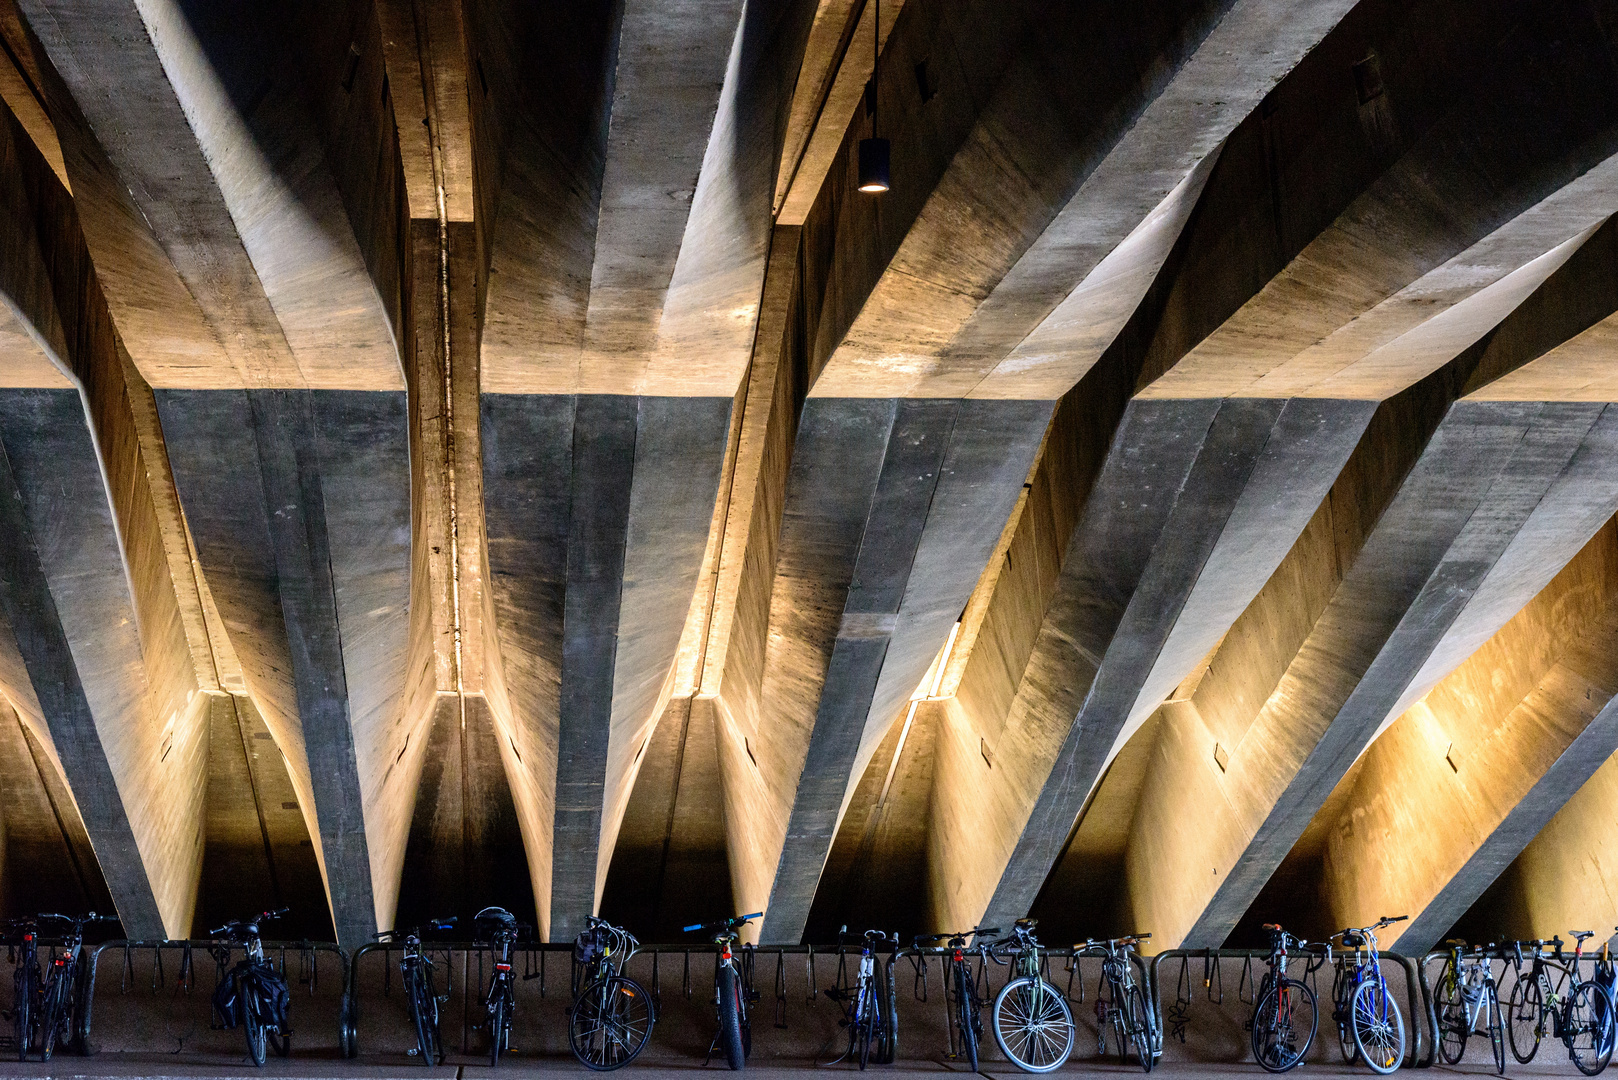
4,917,43,1061
1078,933,1155,1072
35,913,112,1061
988,918,1075,1072
825,928,898,1069
1433,939,1505,1073
1327,916,1406,1074
475,906,531,1066
1248,923,1319,1073
209,907,293,1066
376,916,456,1065
1506,931,1615,1075
569,916,654,1070
684,913,762,1070
914,926,996,1071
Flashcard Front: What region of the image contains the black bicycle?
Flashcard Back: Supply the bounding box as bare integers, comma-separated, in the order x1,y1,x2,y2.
827,928,898,1069
1249,924,1320,1073
915,927,996,1071
377,916,455,1065
210,908,292,1066
1506,932,1615,1075
4,917,43,1061
570,916,654,1070
684,912,762,1069
475,906,530,1066
1078,933,1155,1072
35,913,111,1061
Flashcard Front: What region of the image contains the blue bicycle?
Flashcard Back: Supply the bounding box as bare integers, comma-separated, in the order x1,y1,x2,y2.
1328,916,1406,1074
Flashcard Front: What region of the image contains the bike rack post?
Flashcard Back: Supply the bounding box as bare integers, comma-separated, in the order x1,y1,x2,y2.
1384,952,1427,1069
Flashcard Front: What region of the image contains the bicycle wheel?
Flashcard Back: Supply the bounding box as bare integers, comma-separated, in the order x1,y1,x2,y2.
37,981,61,1062
992,975,1075,1073
487,993,508,1066
570,976,653,1071
1507,975,1543,1063
857,982,877,1070
1109,988,1129,1066
1251,977,1317,1073
877,965,898,1065
1350,980,1404,1074
12,985,27,1063
243,986,269,1067
409,965,441,1065
1434,969,1467,1065
1332,967,1356,1063
1124,984,1154,1073
1485,982,1506,1075
718,963,746,1070
955,967,979,1072
1565,981,1615,1076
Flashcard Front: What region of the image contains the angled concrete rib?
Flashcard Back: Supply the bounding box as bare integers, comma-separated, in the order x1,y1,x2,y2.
0,393,163,936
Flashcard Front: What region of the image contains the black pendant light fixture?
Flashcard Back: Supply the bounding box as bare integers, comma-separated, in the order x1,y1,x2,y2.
858,0,890,193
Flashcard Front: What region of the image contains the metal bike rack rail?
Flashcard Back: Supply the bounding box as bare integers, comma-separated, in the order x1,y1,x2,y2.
80,938,347,1054
1147,948,1428,1070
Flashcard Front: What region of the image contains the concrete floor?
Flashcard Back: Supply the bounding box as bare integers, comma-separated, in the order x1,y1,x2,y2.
0,1054,1592,1079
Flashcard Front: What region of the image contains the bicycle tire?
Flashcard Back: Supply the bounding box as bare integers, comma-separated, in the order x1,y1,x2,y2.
1507,975,1542,1063
1332,966,1356,1063
244,985,269,1067
39,974,70,1063
1565,981,1615,1076
412,964,442,1065
1109,988,1129,1066
1250,977,1316,1073
570,976,653,1071
1485,982,1506,1075
1125,984,1153,1073
878,964,898,1065
956,967,979,1072
857,983,876,1071
1350,979,1404,1074
1434,969,1467,1065
487,992,508,1066
992,975,1075,1073
12,993,27,1063
718,964,746,1070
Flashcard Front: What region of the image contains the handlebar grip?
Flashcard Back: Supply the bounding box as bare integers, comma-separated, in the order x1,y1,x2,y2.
976,927,1001,937
740,912,764,922
1262,923,1281,931
683,923,705,933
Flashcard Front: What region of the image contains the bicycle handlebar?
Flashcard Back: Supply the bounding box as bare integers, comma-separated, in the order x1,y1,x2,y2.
682,912,763,934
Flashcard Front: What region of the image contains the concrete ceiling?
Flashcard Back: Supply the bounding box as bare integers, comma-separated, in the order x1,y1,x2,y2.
0,0,1617,952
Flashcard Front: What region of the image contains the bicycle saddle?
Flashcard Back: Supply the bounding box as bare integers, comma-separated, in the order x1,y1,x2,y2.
1342,931,1365,948
1573,930,1597,942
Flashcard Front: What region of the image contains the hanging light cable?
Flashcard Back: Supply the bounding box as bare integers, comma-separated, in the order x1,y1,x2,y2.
858,0,890,193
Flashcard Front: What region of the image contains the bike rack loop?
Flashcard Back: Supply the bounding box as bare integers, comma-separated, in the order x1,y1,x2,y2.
1146,948,1430,1070
80,939,347,1055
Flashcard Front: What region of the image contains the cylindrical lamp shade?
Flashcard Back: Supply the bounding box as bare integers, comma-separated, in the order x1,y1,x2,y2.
858,137,890,193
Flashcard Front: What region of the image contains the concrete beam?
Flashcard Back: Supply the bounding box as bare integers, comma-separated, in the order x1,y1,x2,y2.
1303,520,1618,955
482,395,731,940
745,396,1048,945
156,389,410,946
0,393,164,936
17,0,400,389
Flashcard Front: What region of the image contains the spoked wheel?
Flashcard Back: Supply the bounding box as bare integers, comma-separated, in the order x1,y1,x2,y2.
12,994,27,1063
856,985,878,1071
244,987,269,1067
1485,983,1506,1075
717,964,746,1070
877,967,898,1065
1124,985,1154,1073
1332,968,1357,1063
955,967,980,1072
992,975,1075,1073
1351,980,1404,1074
486,994,508,1067
1250,977,1317,1073
570,976,653,1071
409,967,441,1065
1507,975,1543,1063
1565,981,1616,1077
38,981,66,1063
1434,972,1468,1065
